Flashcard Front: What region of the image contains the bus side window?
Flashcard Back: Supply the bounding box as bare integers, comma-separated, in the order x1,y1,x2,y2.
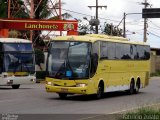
0,43,2,73
137,45,145,60
90,53,98,77
0,53,2,73
100,41,108,60
107,42,116,59
90,41,99,77
130,45,138,60
144,46,150,60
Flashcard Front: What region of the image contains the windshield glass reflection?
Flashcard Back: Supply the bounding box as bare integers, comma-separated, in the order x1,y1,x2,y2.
47,41,91,79
3,43,35,73
4,53,35,73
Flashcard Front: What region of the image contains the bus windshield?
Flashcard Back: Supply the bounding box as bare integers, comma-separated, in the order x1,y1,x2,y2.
47,41,91,79
3,43,35,73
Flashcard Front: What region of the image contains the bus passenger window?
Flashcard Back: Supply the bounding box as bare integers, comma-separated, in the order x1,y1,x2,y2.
121,44,131,59
130,45,137,60
144,46,150,60
137,45,145,60
0,53,3,73
90,53,98,77
90,42,99,77
107,42,116,59
100,42,108,60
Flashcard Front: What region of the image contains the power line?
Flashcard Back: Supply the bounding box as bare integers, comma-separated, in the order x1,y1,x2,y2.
61,8,120,22
149,20,160,29
149,26,160,31
148,31,160,38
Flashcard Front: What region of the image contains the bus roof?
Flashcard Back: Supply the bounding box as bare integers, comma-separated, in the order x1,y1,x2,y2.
0,38,31,43
52,34,149,46
86,34,129,41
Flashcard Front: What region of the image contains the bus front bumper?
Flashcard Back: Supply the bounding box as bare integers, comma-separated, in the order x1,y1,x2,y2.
46,84,89,95
1,76,36,85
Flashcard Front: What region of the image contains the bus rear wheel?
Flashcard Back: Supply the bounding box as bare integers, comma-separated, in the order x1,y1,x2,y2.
58,93,67,99
12,85,20,89
134,79,140,94
127,80,135,95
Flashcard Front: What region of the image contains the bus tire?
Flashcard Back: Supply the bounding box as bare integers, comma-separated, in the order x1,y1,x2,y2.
58,93,67,99
96,81,104,99
12,85,20,89
134,79,140,94
127,80,135,95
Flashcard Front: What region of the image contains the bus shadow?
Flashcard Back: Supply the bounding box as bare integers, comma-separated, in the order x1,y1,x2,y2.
52,91,144,101
0,87,13,90
0,87,33,90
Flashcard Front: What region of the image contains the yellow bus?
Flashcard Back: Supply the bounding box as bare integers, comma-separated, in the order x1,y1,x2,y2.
0,38,36,89
45,34,150,99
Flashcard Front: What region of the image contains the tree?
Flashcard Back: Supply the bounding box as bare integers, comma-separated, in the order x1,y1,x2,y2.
0,0,8,18
0,0,29,18
25,0,72,48
103,23,122,36
35,48,45,71
25,0,52,48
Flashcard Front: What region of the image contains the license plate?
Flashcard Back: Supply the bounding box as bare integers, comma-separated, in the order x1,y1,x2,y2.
61,88,68,92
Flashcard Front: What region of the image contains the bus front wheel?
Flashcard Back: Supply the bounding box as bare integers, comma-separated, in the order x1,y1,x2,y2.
58,93,67,99
12,85,20,89
96,82,104,99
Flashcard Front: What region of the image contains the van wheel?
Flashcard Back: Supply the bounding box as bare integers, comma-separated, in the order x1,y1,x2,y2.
96,82,104,99
58,93,67,99
12,85,20,89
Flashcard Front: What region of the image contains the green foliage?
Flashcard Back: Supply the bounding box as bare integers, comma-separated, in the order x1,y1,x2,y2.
103,23,123,36
35,49,44,67
150,71,160,77
120,108,160,120
0,0,8,18
78,25,89,35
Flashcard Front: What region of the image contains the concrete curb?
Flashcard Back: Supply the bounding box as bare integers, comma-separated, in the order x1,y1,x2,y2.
150,77,160,80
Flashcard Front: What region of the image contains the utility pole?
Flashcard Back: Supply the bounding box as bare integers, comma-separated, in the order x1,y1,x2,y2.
142,0,150,42
88,0,107,34
123,13,126,38
59,0,62,36
120,12,141,38
30,0,34,41
7,0,11,18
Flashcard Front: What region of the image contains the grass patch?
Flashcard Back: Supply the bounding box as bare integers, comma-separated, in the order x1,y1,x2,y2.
120,108,160,120
150,71,160,77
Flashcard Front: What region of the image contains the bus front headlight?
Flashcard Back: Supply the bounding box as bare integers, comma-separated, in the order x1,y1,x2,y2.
76,83,87,87
47,81,52,85
3,74,13,78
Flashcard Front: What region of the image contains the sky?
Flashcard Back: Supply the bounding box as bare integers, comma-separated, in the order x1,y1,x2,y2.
61,0,160,48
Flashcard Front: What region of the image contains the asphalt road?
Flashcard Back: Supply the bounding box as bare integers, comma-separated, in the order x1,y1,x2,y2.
0,77,160,119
